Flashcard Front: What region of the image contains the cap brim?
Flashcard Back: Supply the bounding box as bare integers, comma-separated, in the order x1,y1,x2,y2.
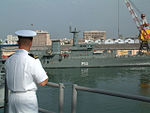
15,30,37,37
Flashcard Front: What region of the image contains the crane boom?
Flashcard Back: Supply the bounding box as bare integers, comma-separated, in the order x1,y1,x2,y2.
124,0,150,51
124,0,141,30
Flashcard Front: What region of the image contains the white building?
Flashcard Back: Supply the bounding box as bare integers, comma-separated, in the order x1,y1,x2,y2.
85,40,94,44
95,39,102,44
105,39,114,44
124,38,134,44
114,39,124,44
134,39,140,43
6,35,18,44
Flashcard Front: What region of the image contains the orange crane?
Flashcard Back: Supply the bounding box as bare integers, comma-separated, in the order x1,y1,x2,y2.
124,0,150,51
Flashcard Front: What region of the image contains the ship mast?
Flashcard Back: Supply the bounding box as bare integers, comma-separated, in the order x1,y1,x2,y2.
69,26,80,46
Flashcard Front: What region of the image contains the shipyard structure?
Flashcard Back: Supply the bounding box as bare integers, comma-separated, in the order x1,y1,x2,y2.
1,27,149,69
0,29,145,59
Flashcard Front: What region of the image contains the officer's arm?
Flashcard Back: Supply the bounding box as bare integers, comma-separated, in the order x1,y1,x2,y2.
31,57,49,86
40,78,48,86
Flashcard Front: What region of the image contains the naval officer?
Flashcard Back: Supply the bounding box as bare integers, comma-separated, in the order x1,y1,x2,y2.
5,30,48,113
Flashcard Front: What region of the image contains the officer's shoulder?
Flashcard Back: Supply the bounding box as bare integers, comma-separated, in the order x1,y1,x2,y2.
8,53,15,58
28,53,39,59
8,54,13,58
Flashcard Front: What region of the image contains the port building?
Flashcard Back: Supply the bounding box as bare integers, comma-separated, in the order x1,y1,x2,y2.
5,35,18,44
32,30,51,46
5,30,52,46
83,31,106,41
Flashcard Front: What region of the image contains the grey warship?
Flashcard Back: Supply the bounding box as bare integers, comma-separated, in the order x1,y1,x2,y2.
40,28,150,69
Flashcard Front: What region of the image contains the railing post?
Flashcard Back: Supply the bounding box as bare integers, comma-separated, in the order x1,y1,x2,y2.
59,83,64,113
4,76,8,113
71,84,77,113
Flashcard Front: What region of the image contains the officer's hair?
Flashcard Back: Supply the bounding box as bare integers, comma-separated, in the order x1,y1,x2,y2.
18,36,33,46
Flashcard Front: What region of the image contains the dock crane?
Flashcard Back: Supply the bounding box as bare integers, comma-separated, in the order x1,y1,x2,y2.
124,0,150,52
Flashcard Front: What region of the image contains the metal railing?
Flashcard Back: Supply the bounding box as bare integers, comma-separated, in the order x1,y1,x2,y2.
71,84,150,113
2,81,64,113
2,82,150,113
39,82,64,113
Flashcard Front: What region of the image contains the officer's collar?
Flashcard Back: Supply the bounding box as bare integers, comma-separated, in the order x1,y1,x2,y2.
16,49,29,54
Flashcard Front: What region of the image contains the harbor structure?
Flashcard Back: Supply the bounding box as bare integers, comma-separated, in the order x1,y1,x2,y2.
5,35,18,44
4,30,52,46
0,35,142,58
32,30,51,46
0,28,147,65
83,31,106,41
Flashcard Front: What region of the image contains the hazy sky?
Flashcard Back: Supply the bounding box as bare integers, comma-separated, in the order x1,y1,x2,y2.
0,0,150,39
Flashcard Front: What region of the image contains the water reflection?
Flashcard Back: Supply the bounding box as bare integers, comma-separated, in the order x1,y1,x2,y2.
43,67,150,113
1,67,150,113
46,67,150,92
46,67,140,86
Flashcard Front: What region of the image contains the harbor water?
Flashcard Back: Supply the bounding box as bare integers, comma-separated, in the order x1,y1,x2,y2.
1,67,150,113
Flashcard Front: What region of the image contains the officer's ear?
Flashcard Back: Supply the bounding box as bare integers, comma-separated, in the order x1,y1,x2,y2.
29,40,32,47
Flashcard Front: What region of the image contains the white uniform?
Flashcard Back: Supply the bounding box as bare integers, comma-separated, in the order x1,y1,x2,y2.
5,49,48,113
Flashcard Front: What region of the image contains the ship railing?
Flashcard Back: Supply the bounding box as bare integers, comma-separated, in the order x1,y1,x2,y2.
2,82,150,113
71,84,150,113
2,80,65,113
39,82,65,113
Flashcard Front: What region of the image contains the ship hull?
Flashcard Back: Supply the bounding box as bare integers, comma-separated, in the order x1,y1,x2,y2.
42,55,150,69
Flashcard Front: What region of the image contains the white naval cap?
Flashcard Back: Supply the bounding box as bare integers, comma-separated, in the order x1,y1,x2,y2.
15,30,37,37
